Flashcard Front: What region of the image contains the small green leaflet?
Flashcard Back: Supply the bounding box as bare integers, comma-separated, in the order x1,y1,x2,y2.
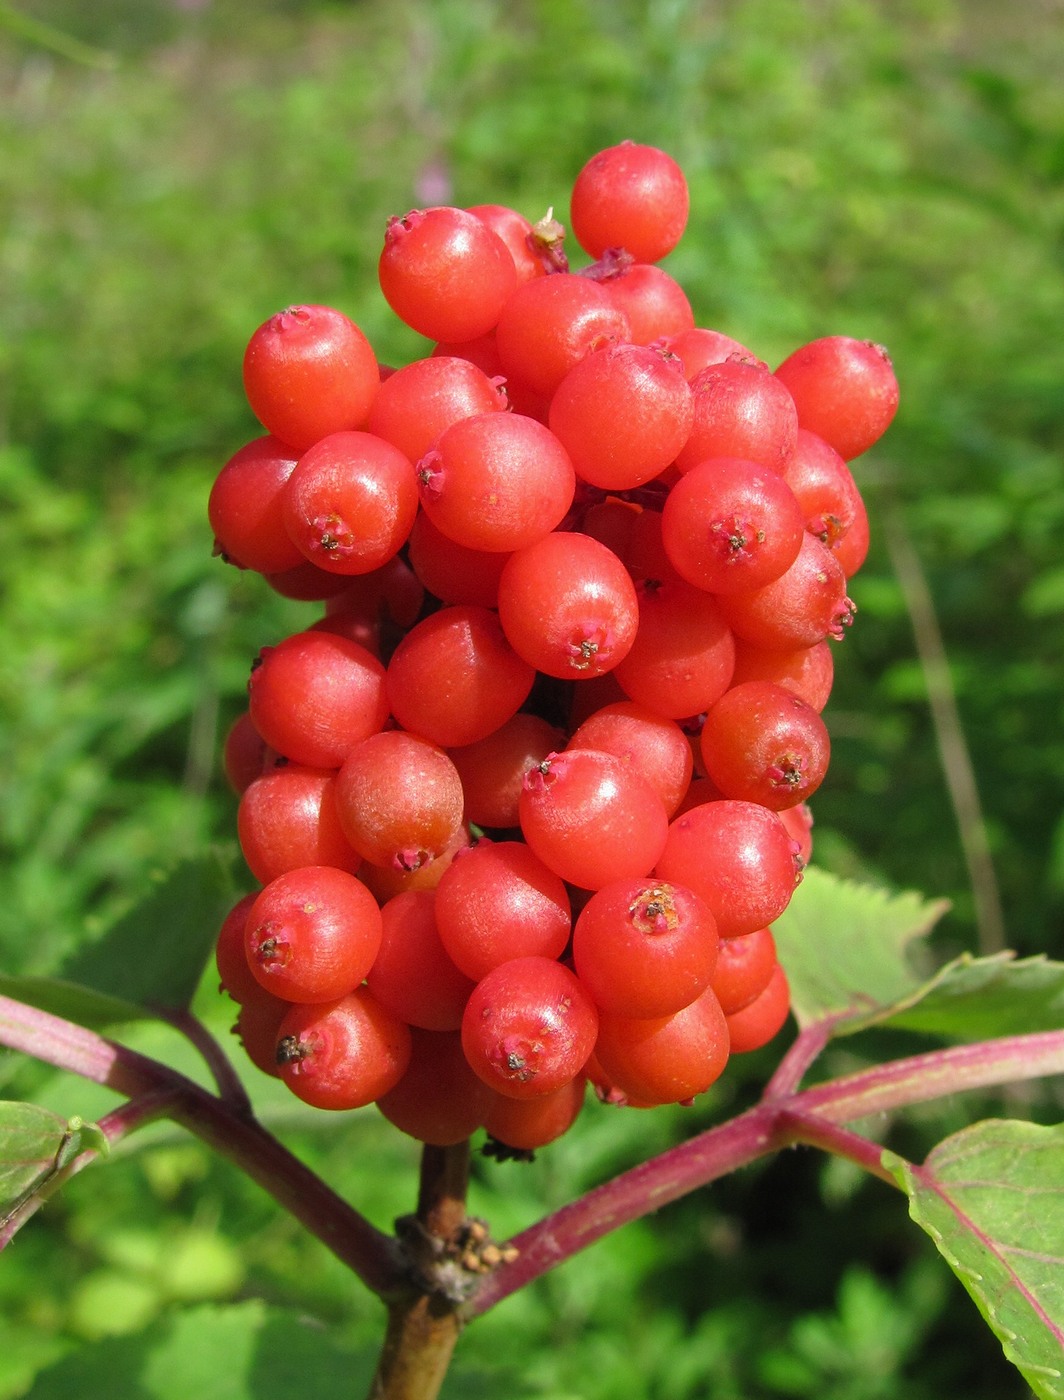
773,867,1064,1040
885,1120,1064,1399
0,1103,108,1234
0,855,237,1031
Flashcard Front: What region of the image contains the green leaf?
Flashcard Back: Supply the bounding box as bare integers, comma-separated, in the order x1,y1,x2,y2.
0,1102,106,1226
57,855,234,1015
772,867,951,1033
884,1120,1064,1399
22,1300,380,1400
884,953,1064,1039
773,868,1064,1045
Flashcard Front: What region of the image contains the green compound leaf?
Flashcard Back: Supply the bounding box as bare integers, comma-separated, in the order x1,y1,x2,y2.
0,1103,107,1230
774,867,1064,1042
884,1120,1064,1399
57,854,235,1016
771,866,951,1033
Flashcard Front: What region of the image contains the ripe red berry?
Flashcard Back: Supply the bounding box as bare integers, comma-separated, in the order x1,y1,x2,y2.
518,748,669,891
572,877,719,1018
774,335,899,461
208,436,304,574
335,730,465,873
570,141,690,264
699,680,831,810
244,865,383,1004
247,630,388,769
497,532,639,680
378,206,517,343
461,956,598,1100
242,305,379,452
275,987,412,1110
281,430,418,576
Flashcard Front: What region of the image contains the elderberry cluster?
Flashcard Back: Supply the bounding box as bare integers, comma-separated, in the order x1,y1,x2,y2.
210,142,898,1151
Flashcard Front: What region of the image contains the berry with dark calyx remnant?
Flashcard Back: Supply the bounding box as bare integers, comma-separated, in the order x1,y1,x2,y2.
275,987,412,1110
461,956,598,1100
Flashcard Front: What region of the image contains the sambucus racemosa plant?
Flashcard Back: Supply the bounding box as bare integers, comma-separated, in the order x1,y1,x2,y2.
2,143,1062,1399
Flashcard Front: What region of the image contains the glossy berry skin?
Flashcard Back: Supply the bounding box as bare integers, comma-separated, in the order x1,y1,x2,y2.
208,436,304,574
780,428,866,564
725,963,791,1053
275,987,412,1110
376,1029,491,1145
281,431,418,576
244,865,383,1005
237,763,361,884
242,305,379,452
335,730,465,873
603,263,694,345
572,878,719,1018
710,926,778,1016
405,511,511,608
222,710,269,794
234,987,292,1079
570,141,689,264
215,892,262,1005
774,336,899,461
497,532,639,680
675,359,798,474
447,713,565,830
548,341,694,490
416,412,576,553
612,580,735,720
385,605,534,749
729,638,834,713
519,748,670,891
465,203,547,283
594,983,730,1106
482,1074,587,1150
367,354,507,464
718,532,855,651
461,956,598,1100
662,327,766,379
434,840,572,981
655,800,802,938
494,273,631,399
366,891,475,1032
699,680,831,810
568,700,694,817
378,206,517,343
661,456,806,595
247,630,388,769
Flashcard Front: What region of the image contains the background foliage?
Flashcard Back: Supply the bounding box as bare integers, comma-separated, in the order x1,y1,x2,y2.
1,0,1062,1396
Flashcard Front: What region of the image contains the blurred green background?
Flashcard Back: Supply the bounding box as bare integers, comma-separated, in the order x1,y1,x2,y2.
1,0,1062,1396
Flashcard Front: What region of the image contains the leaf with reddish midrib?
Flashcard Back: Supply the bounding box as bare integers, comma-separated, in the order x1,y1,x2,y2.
884,1119,1064,1399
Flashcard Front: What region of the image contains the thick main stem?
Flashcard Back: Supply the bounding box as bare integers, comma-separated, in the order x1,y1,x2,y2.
368,1142,472,1400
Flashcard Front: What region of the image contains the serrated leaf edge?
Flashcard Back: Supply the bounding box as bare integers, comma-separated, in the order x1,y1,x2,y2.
883,1144,1064,1398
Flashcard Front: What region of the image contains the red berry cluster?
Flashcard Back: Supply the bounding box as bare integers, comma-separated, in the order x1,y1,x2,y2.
210,141,897,1154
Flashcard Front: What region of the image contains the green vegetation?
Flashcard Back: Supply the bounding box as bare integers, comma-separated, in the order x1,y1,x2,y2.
1,1,1062,1396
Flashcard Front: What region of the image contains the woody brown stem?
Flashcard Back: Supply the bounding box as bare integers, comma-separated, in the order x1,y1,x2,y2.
367,1142,472,1400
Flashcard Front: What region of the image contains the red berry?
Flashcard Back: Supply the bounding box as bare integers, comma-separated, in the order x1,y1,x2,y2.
242,305,379,452
570,141,689,264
